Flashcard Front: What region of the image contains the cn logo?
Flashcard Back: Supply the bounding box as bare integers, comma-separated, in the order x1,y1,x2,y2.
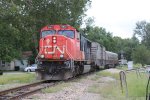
44,45,65,54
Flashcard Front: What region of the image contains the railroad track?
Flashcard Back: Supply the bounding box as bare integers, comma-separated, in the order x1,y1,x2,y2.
0,69,103,100
0,80,57,100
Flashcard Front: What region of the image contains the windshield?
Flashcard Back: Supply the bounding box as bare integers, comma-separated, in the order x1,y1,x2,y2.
41,30,56,38
58,30,74,39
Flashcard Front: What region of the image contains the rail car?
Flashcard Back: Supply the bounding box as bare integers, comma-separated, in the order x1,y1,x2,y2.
36,24,118,80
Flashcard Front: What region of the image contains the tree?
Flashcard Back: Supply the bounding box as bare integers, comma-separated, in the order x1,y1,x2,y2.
0,0,91,61
132,45,150,66
113,36,139,60
134,21,150,48
82,26,115,51
0,1,22,61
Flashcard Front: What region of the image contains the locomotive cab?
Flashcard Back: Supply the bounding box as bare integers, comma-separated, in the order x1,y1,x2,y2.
38,25,83,61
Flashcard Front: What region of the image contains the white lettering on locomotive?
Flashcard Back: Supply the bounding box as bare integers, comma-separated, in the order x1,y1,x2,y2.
44,45,65,54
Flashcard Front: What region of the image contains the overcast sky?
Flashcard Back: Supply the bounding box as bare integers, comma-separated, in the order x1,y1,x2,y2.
86,0,150,38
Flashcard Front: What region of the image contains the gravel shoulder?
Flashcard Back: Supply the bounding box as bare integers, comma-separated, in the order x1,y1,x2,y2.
24,68,121,100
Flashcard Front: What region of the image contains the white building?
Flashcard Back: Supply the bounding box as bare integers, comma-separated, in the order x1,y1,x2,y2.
0,51,32,71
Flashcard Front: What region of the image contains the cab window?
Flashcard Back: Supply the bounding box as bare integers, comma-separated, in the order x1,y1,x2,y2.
41,30,56,38
58,30,74,39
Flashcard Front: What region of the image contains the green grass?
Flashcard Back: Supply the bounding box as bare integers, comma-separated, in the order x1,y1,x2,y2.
0,72,36,85
133,63,143,68
42,82,70,93
89,71,124,99
117,63,143,71
126,72,148,97
88,70,148,100
117,65,128,70
96,70,120,79
88,82,126,100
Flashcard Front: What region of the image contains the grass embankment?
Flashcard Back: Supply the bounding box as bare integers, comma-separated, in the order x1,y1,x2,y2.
0,72,36,85
88,68,148,100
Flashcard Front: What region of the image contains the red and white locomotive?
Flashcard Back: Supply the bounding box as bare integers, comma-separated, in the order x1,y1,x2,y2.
36,24,118,80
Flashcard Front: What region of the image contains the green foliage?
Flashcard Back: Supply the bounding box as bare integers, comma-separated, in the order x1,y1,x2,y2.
113,36,139,60
0,0,91,61
132,20,150,65
134,21,150,48
81,24,140,61
132,45,150,66
82,26,115,51
0,21,21,61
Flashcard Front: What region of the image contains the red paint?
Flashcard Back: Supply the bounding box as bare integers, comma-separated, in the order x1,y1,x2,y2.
39,25,84,61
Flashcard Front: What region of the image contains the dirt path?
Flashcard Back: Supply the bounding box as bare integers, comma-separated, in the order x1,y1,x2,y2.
24,68,121,100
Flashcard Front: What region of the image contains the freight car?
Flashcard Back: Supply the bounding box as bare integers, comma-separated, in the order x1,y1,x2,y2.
36,24,118,80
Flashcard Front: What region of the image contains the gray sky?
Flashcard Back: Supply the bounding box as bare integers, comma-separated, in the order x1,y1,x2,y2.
86,0,150,38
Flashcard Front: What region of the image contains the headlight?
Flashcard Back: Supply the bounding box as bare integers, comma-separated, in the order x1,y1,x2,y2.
53,39,56,43
53,36,56,40
52,36,57,43
40,55,44,58
60,54,64,59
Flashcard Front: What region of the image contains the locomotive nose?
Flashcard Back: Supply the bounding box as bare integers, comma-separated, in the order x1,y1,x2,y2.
40,35,66,59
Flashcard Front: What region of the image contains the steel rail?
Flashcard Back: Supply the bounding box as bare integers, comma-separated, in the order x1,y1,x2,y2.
0,80,55,100
0,69,101,100
6,83,55,100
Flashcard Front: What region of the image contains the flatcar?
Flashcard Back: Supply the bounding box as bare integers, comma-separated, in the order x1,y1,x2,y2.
36,24,118,80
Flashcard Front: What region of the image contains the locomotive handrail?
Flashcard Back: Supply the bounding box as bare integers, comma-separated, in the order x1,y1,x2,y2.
35,48,42,63
35,38,44,63
41,38,44,52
